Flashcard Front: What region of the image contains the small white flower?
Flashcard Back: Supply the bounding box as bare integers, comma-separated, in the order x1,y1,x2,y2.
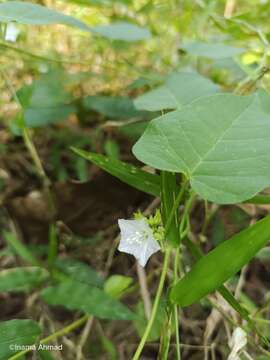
228,327,247,360
5,23,20,42
118,218,161,267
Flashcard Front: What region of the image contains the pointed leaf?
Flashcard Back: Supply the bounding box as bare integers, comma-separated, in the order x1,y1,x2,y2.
170,215,270,307
72,148,161,197
134,72,218,111
133,93,270,204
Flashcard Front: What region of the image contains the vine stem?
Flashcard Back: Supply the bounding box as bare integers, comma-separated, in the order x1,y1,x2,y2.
132,248,171,360
9,315,89,360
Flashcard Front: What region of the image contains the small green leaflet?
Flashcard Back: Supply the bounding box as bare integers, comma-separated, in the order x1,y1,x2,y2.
170,215,270,307
0,267,48,293
0,319,41,359
181,41,245,59
41,280,135,320
134,72,219,111
133,92,270,204
0,1,150,41
72,148,161,197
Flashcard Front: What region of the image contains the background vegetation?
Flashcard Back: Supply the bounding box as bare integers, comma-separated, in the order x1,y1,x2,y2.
1,0,270,359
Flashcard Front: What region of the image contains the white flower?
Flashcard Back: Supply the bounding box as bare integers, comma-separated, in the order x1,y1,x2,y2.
5,23,20,42
228,327,247,360
118,219,161,267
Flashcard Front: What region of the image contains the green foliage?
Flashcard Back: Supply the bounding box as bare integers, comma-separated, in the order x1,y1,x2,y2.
0,267,48,293
170,215,270,307
55,258,104,288
133,298,167,342
181,41,245,59
72,148,161,197
134,72,219,111
0,1,150,41
104,274,133,299
3,231,40,266
17,71,75,127
133,92,270,204
83,95,144,119
0,319,41,359
92,22,151,41
41,280,135,320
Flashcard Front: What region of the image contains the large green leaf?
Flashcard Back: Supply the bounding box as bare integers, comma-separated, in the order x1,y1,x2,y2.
170,215,270,307
41,280,135,320
133,72,219,111
181,41,245,59
0,267,48,293
133,93,270,204
0,2,150,41
0,319,41,360
72,148,161,197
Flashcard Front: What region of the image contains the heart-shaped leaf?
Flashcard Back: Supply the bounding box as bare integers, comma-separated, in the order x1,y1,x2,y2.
133,93,270,204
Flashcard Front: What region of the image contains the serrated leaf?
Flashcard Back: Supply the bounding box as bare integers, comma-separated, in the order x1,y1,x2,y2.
0,267,48,293
182,41,245,59
170,215,270,307
133,93,270,204
72,148,161,197
134,72,219,111
41,280,135,320
0,319,41,360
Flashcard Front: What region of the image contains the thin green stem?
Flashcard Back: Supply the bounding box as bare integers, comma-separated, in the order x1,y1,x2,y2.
9,315,89,360
173,247,181,360
164,179,188,237
132,248,171,360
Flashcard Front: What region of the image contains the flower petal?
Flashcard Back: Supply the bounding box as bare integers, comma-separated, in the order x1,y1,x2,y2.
118,219,160,267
